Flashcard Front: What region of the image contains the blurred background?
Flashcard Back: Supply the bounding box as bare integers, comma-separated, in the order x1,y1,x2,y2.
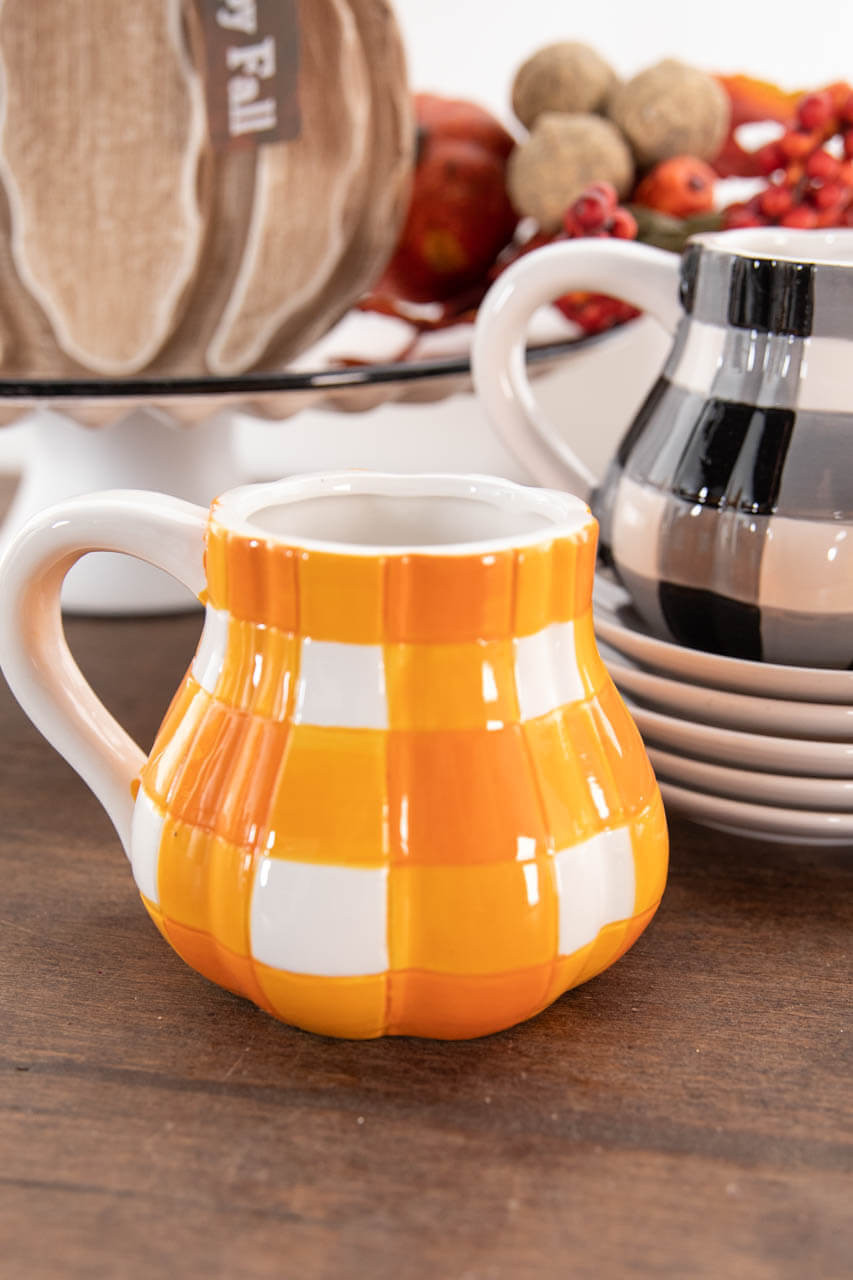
395,0,852,112
243,0,853,480
2,0,852,556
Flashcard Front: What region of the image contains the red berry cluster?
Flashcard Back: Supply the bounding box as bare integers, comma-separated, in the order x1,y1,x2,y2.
554,183,641,333
724,85,853,229
562,182,639,239
490,184,641,335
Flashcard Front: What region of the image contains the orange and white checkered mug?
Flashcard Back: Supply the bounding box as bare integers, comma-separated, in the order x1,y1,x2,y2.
0,473,668,1038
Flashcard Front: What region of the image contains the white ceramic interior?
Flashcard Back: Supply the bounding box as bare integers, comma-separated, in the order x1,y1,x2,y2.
216,472,592,554
691,227,853,266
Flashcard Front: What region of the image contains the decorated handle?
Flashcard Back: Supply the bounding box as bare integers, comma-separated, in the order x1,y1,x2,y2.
0,490,208,855
471,238,682,500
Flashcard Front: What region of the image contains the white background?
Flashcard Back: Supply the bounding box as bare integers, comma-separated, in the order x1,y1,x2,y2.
393,0,852,122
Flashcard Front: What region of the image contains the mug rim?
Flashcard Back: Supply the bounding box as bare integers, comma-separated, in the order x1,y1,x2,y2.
688,226,853,267
210,471,594,557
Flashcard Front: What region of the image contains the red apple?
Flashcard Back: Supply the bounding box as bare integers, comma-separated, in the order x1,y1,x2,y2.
377,96,519,303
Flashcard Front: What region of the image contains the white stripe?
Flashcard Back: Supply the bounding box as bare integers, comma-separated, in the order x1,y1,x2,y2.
667,317,726,396
192,603,230,695
514,621,585,721
609,475,667,582
669,318,853,414
130,787,165,905
293,638,388,729
553,826,636,956
796,336,853,413
192,609,629,730
759,517,852,613
250,858,389,976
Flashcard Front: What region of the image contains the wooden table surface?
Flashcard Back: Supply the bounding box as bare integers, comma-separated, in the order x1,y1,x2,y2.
1,513,851,1278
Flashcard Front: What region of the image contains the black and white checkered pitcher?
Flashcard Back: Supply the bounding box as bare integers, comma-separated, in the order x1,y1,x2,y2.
472,228,853,669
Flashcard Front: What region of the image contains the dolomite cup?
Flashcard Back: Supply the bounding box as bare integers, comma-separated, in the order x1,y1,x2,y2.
472,227,853,668
0,472,667,1039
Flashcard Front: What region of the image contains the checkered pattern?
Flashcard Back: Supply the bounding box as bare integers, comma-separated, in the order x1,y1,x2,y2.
132,517,667,1039
598,302,853,667
679,239,853,340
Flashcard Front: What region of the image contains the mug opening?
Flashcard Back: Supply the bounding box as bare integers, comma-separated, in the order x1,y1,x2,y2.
214,473,591,555
692,226,853,267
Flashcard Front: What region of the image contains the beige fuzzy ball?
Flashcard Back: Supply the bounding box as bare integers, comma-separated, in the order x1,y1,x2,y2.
512,41,620,129
608,59,730,167
507,113,634,232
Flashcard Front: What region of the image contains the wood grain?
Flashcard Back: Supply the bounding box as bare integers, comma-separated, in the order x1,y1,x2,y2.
0,498,850,1277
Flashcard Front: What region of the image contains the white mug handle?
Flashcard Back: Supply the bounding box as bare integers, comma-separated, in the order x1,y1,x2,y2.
0,490,208,856
471,239,682,499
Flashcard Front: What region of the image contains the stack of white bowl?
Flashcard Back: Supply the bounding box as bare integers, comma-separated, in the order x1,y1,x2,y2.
593,572,853,846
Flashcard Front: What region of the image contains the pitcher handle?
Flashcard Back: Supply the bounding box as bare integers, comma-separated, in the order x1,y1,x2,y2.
471,239,682,500
0,490,208,856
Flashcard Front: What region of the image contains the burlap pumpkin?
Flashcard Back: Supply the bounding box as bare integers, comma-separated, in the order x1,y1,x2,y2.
0,0,412,378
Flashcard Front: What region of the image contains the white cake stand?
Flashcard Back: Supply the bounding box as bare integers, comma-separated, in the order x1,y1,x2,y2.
0,408,242,613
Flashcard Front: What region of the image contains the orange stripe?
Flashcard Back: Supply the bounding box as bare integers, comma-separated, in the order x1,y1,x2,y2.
588,679,660,820
512,528,597,634
384,550,516,643
574,608,610,699
141,675,210,808
521,702,627,850
388,855,558,974
205,523,299,632
161,917,274,1013
386,964,554,1038
163,697,288,847
252,966,388,1039
574,904,659,985
630,790,669,915
201,521,599,643
387,723,548,865
263,725,388,867
156,818,259,957
384,638,519,732
298,549,385,643
570,520,599,618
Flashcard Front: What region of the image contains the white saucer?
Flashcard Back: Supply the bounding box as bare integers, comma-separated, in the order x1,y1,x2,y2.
593,572,853,704
623,699,853,778
658,780,853,846
647,746,853,812
598,641,853,741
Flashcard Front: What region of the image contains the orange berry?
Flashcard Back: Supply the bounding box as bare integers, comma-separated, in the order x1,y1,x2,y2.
779,129,820,159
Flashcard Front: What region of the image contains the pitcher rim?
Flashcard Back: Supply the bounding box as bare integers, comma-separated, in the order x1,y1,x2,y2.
209,471,594,558
687,225,853,267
